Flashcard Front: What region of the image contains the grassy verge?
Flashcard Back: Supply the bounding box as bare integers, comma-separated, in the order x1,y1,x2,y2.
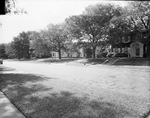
113,57,150,66
0,67,139,118
5,57,150,66
39,58,81,63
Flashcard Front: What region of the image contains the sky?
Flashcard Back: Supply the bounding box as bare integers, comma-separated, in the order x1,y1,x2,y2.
0,0,127,44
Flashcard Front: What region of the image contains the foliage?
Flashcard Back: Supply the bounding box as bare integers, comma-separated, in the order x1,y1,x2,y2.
3,1,150,59
125,1,150,32
5,0,27,14
12,32,30,59
109,1,150,42
0,44,7,58
65,3,120,58
29,31,52,58
108,1,150,56
5,42,16,58
46,23,68,59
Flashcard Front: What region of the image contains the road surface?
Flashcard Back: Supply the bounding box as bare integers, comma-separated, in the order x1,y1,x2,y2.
1,60,150,116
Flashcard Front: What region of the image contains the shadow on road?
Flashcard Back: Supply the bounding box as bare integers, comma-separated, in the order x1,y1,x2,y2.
0,66,16,72
0,66,138,118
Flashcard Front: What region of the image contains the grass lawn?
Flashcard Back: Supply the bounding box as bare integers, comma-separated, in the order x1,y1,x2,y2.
113,57,150,66
6,58,81,63
6,57,150,66
0,66,138,118
39,58,81,63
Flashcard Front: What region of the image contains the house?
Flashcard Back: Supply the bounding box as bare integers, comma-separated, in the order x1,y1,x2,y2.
51,51,68,58
111,30,149,57
51,48,84,58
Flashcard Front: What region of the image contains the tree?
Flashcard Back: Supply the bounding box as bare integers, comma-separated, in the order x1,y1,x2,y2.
12,32,30,60
108,13,132,52
29,30,52,58
125,1,150,56
125,1,150,32
5,0,27,14
0,44,7,58
46,24,68,59
66,4,119,58
109,1,150,56
5,42,16,58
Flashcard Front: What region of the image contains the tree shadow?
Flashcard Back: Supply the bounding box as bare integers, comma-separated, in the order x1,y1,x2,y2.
0,66,16,72
0,73,51,90
1,84,137,118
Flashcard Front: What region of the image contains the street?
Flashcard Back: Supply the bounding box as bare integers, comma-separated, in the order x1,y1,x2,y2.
2,60,150,97
1,60,150,117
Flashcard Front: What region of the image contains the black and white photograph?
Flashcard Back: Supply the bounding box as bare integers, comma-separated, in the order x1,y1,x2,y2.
0,0,150,118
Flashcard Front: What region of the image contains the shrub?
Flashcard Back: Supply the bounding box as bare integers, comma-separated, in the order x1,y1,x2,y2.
114,53,128,57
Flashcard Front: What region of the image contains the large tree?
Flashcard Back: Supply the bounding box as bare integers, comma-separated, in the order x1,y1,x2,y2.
66,3,120,58
108,11,132,52
46,24,68,59
125,1,150,32
5,42,16,59
0,44,7,58
29,31,52,58
12,32,30,60
5,0,27,14
109,1,150,56
126,1,150,56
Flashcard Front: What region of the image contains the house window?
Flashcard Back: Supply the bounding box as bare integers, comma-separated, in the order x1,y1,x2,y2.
53,53,55,57
124,47,128,53
136,48,140,56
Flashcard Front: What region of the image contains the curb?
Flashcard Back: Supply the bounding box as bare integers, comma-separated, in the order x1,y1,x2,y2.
0,91,26,118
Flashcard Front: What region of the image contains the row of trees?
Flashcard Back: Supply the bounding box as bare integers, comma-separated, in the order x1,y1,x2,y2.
1,1,150,59
66,1,150,58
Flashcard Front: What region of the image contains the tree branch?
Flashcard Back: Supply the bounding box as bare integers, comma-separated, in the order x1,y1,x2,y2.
139,16,148,29
130,16,137,29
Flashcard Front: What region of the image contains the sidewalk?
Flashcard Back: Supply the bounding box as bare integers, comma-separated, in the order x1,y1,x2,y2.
0,91,26,118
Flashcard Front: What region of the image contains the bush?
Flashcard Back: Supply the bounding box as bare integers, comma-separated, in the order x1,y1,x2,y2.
107,53,114,58
97,52,108,58
114,53,128,57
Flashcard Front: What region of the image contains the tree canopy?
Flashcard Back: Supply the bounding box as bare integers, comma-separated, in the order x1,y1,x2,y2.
5,0,27,14
12,32,30,59
65,3,122,58
3,1,150,59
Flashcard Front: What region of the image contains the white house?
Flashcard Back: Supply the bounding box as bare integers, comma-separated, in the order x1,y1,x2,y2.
51,48,84,58
129,42,144,57
51,51,68,58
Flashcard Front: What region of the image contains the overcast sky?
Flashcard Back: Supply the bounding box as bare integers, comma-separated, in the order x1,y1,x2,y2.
0,0,127,44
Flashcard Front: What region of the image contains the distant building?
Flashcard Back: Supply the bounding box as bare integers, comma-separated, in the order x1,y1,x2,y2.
51,48,84,58
51,51,68,58
111,30,149,57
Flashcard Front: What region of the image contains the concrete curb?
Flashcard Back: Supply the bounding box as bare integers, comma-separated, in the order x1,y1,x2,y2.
0,91,26,118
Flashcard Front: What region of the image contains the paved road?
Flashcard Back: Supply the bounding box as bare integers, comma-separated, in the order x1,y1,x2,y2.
2,60,150,97
1,60,150,116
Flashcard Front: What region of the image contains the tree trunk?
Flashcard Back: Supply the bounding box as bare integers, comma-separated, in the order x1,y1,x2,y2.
92,46,96,59
58,42,61,59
